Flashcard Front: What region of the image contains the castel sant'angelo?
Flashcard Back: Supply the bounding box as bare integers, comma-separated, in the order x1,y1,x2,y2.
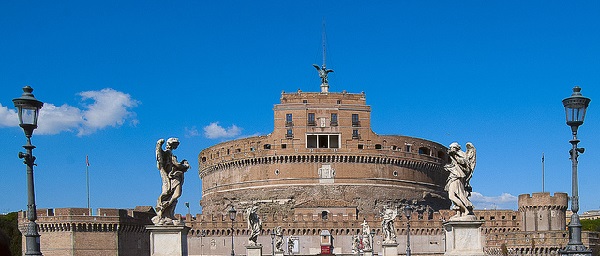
20,65,599,255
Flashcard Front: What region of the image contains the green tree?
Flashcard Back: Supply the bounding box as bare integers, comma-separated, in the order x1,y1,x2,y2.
0,212,21,256
581,218,600,232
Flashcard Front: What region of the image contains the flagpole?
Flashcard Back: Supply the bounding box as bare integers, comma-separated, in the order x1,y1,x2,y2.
86,156,91,215
542,152,545,193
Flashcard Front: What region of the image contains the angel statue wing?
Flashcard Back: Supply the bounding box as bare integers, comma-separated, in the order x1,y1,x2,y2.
465,142,476,185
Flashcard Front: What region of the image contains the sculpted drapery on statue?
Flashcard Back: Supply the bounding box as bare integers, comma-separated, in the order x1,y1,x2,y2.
246,205,262,246
153,138,190,225
444,142,476,220
380,206,398,244
275,226,284,252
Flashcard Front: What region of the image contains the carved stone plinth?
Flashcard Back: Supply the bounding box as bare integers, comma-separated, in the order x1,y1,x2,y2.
363,249,373,256
246,244,263,256
443,220,484,256
147,225,190,256
275,250,285,256
381,242,398,256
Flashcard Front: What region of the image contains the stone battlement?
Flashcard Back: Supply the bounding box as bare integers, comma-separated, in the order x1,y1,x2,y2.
518,192,568,210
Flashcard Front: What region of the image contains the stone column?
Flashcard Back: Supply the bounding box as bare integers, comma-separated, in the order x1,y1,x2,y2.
246,244,263,256
381,242,398,256
443,220,484,256
147,225,190,256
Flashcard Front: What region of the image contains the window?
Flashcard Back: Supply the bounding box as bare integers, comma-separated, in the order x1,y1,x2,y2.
330,113,338,126
418,147,430,155
286,129,293,138
264,144,271,150
375,144,382,149
321,211,329,220
318,135,328,148
308,113,316,126
303,100,308,103
306,134,340,148
358,144,364,149
352,114,360,126
281,144,287,149
352,129,359,139
337,100,341,104
286,113,293,126
405,144,412,152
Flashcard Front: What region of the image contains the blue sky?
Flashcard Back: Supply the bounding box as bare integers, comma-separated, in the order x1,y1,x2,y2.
1,1,599,215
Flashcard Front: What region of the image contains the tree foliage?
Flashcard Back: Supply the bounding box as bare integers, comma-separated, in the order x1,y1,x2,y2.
0,212,21,256
581,218,600,232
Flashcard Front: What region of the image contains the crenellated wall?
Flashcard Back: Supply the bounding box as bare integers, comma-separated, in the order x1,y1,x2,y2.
518,192,568,232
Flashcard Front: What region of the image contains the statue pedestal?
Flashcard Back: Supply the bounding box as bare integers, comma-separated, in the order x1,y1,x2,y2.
275,250,285,256
246,244,263,256
381,242,398,256
443,220,484,256
363,249,373,256
147,225,190,256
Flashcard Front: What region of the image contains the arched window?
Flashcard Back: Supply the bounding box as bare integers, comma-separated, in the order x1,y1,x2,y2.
321,211,329,220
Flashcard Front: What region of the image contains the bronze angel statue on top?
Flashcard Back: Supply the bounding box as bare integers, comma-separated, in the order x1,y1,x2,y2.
313,64,334,84
444,142,477,220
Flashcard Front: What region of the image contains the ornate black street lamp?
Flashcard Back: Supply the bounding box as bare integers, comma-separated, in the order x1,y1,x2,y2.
13,86,44,256
271,230,276,256
228,205,237,256
559,86,592,256
403,205,412,256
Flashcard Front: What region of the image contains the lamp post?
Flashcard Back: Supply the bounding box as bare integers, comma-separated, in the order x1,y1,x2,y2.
13,86,44,256
559,86,592,256
271,230,276,256
370,230,375,255
228,205,237,256
403,205,412,256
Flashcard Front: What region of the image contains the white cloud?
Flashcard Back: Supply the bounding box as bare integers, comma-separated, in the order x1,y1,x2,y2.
203,122,242,139
185,126,200,138
0,88,139,136
0,104,19,127
77,88,139,136
470,192,518,210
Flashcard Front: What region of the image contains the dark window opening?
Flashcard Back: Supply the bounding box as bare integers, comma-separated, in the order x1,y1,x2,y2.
418,147,431,155
352,114,360,127
337,100,341,104
352,129,359,139
264,144,271,150
437,150,445,159
330,135,339,148
307,135,317,148
303,100,308,103
375,144,382,149
286,113,293,126
321,211,329,220
318,135,328,148
286,129,293,138
281,144,287,149
358,144,364,149
405,145,412,152
307,134,339,149
308,113,316,126
330,113,338,126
